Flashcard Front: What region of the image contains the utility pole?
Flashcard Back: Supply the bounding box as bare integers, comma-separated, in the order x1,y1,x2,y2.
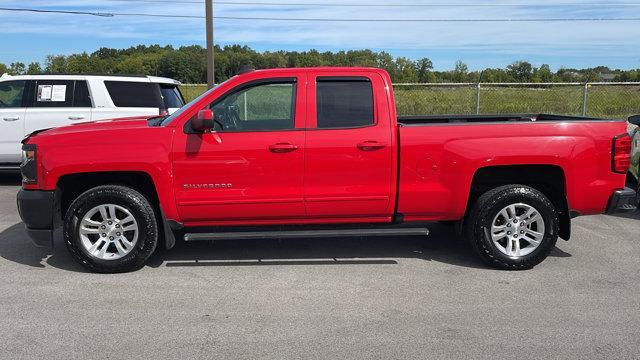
205,0,215,89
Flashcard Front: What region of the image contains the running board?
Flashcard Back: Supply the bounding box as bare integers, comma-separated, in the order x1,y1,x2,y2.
0,165,19,172
184,227,429,242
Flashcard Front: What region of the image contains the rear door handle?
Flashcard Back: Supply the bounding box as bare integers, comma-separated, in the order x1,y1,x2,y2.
68,115,86,120
269,143,299,153
3,116,20,122
357,141,385,151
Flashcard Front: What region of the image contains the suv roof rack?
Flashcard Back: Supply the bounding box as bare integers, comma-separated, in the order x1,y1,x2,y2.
38,73,148,78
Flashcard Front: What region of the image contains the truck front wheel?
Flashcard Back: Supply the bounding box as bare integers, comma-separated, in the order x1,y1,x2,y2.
63,185,158,273
464,185,559,270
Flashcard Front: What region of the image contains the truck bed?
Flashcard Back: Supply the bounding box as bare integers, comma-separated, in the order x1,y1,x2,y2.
395,117,629,222
398,113,614,125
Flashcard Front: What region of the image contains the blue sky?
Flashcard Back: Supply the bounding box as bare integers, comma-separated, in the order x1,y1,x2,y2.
1,0,640,70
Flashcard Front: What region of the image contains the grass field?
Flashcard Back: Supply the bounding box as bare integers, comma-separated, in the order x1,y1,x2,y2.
179,84,640,119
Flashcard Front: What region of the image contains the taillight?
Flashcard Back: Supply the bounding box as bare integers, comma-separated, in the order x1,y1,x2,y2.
612,134,632,174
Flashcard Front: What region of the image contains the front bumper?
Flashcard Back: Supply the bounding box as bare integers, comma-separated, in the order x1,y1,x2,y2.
16,189,58,247
605,187,637,214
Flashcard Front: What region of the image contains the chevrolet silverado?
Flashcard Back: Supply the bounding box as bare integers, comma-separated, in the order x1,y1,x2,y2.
16,67,636,273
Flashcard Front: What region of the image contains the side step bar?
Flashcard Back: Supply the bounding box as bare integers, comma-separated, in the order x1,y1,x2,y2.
184,227,429,242
0,165,19,172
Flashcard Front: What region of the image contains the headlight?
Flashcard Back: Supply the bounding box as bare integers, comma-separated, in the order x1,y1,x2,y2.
20,144,37,184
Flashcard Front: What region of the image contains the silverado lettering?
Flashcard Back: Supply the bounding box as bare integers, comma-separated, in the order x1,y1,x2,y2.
183,183,233,189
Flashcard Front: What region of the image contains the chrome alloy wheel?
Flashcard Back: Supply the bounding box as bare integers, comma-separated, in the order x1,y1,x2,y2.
489,203,545,258
79,204,139,260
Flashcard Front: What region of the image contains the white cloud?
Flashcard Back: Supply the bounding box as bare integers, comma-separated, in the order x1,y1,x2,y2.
2,0,640,68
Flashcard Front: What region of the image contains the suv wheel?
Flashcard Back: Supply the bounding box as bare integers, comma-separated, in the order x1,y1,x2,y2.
63,185,158,273
465,185,559,270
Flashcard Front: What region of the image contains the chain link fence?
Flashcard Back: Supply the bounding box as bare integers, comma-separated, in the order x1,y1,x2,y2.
180,82,640,119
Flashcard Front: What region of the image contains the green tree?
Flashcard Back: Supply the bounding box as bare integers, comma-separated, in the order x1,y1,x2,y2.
26,62,42,74
260,51,288,69
582,70,599,82
0,63,8,75
507,61,533,82
416,58,434,82
453,60,468,82
158,46,206,83
66,53,100,73
480,68,510,82
394,57,418,83
45,55,68,73
534,64,553,82
376,51,396,79
9,43,640,84
9,62,26,75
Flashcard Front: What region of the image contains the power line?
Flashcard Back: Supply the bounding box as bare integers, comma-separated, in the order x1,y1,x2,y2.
0,7,114,17
3,7,640,22
202,16,640,22
100,0,640,6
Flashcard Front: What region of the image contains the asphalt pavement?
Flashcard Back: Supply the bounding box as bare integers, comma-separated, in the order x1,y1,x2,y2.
0,174,638,359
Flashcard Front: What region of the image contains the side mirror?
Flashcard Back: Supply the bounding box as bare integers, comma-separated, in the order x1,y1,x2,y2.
192,109,215,132
629,115,640,126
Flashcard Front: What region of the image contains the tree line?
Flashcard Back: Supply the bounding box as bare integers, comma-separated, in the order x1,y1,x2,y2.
2,44,639,83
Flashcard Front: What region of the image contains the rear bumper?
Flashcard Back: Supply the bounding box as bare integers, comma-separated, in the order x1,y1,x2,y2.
16,189,58,247
605,187,637,214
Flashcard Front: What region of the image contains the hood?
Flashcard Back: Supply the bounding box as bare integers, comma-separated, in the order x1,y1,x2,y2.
26,115,159,140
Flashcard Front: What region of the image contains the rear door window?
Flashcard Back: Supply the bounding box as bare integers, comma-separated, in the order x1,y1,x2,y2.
159,84,184,108
73,80,92,107
33,80,75,108
316,78,374,129
105,81,162,108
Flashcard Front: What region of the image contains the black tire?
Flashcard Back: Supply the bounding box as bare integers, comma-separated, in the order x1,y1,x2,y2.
63,185,158,273
464,184,559,270
628,172,639,210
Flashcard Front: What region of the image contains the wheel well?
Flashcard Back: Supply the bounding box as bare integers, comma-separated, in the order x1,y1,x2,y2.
468,165,571,240
57,172,160,220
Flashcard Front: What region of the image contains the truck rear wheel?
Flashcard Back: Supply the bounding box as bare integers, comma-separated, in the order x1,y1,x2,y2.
63,185,158,273
464,185,559,270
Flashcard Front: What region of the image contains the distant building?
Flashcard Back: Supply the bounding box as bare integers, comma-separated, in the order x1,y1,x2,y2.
564,71,582,80
598,73,616,82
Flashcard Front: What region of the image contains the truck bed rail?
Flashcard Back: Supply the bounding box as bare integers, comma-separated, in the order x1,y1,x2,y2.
398,113,616,125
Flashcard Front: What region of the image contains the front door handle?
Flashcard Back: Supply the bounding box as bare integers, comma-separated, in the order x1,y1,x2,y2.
357,141,385,151
3,116,20,122
68,115,86,120
269,143,299,153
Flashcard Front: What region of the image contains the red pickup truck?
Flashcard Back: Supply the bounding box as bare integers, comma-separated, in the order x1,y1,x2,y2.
17,67,636,273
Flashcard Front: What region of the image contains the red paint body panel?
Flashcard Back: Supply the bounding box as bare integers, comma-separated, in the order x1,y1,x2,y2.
26,117,181,221
22,67,628,229
173,130,306,221
172,70,308,222
303,69,397,218
397,121,626,220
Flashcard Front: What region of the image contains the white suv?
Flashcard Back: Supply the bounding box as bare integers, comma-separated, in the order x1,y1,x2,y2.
0,74,184,166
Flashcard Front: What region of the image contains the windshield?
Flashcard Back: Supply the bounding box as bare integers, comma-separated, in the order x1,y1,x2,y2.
160,78,234,126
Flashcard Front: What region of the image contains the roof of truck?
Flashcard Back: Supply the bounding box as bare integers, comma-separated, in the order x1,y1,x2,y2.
251,66,386,73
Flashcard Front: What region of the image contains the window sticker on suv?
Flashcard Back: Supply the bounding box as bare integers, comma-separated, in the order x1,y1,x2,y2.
37,85,67,102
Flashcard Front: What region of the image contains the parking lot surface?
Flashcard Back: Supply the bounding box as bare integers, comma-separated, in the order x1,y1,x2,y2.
0,174,638,359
